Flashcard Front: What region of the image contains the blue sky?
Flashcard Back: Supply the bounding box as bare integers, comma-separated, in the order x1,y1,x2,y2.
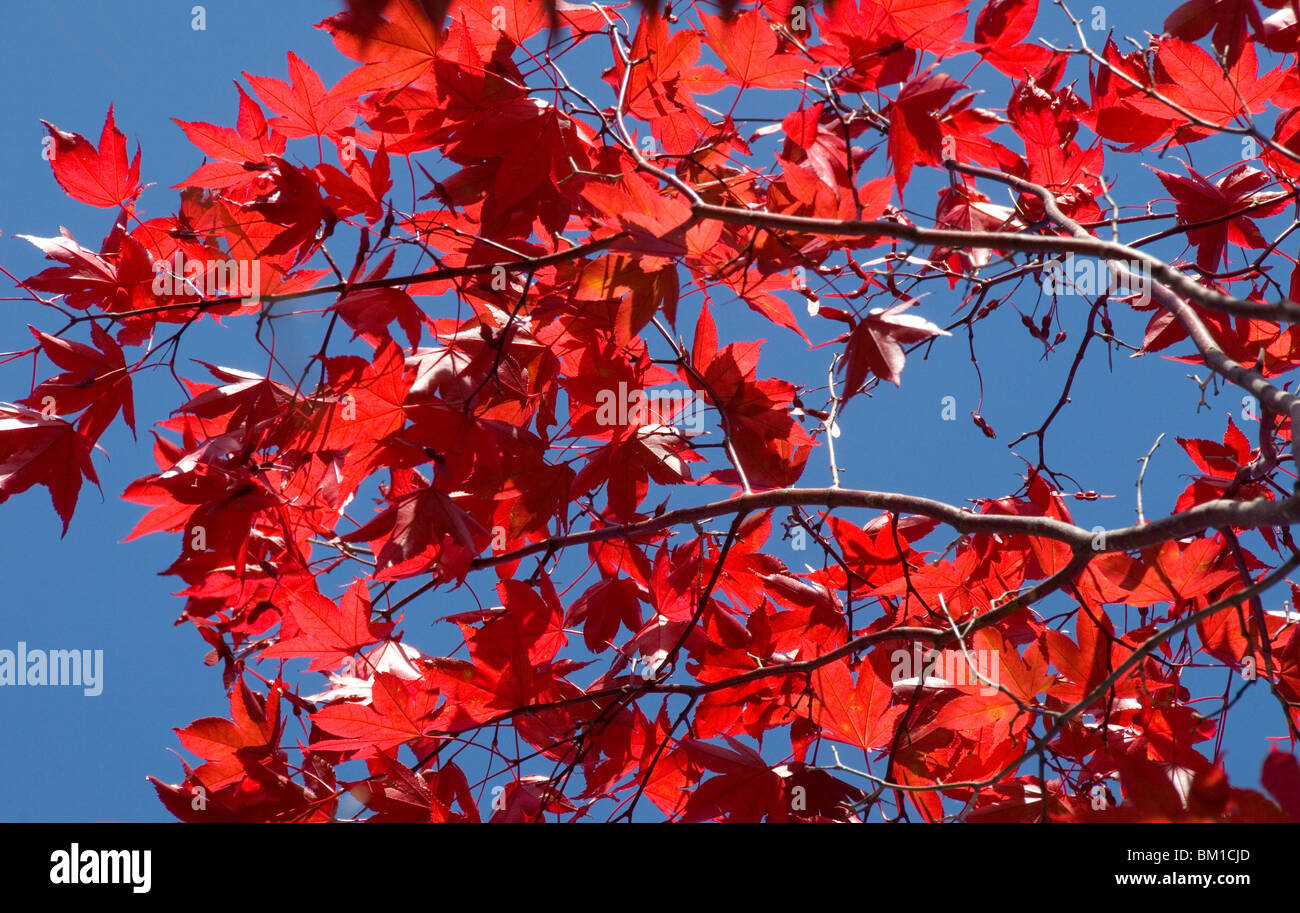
0,0,1293,821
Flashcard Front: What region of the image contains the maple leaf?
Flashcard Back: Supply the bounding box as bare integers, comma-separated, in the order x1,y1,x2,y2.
1261,749,1300,821
616,12,710,122
310,670,442,754
175,679,282,790
173,84,286,190
1165,0,1264,64
1134,38,1280,131
0,407,100,535
974,628,1054,704
1006,76,1102,216
355,752,480,822
581,168,693,255
17,229,156,315
840,297,950,394
319,0,444,95
1086,38,1179,150
244,52,355,139
262,580,392,671
316,143,392,223
18,323,134,444
880,0,973,56
812,0,916,92
247,156,329,262
487,775,578,823
914,689,1028,747
566,576,645,653
341,475,487,582
813,657,903,752
175,362,299,423
40,106,142,209
1261,2,1300,52
887,69,965,193
687,303,816,489
466,579,568,671
933,185,1024,272
974,0,1054,76
1070,754,1291,822
302,341,409,481
1083,536,1242,608
699,9,807,90
1177,415,1254,478
679,737,787,822
1152,163,1289,270
333,287,426,348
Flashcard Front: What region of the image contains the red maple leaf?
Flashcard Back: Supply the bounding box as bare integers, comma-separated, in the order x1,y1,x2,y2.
813,657,903,752
41,106,142,209
887,69,965,193
175,679,283,790
19,323,135,444
243,52,355,139
17,229,156,315
699,9,808,90
1165,0,1265,64
311,670,442,754
173,84,286,191
1133,38,1281,130
0,407,100,535
262,580,393,670
1151,163,1289,270
839,297,951,395
974,0,1054,76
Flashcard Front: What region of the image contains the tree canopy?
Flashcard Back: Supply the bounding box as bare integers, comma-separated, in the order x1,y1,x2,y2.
6,0,1300,822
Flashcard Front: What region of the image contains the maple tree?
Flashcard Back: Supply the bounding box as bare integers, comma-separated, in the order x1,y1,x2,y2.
9,0,1300,823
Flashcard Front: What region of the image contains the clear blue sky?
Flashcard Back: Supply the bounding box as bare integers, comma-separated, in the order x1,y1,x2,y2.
0,0,1289,821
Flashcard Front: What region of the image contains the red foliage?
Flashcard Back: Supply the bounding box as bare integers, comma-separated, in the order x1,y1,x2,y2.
7,0,1300,823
